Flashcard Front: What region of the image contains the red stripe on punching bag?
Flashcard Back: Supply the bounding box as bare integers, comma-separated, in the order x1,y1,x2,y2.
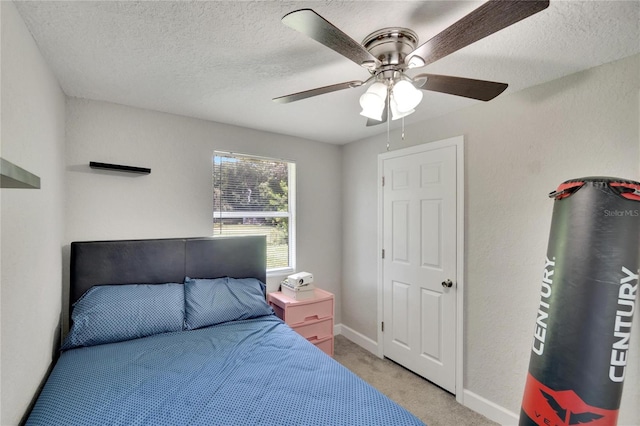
548,181,584,200
610,182,640,201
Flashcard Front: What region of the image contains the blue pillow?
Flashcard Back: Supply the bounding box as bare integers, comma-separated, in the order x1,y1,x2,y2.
62,283,184,350
184,277,273,330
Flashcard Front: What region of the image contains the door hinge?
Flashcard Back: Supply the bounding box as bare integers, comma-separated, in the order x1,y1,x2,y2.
382,249,385,259
381,321,384,332
382,176,385,186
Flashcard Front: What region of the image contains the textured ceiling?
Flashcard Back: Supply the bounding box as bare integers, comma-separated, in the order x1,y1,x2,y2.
14,1,640,144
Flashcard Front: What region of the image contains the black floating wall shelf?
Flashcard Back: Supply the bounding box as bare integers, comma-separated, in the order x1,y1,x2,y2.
89,162,151,175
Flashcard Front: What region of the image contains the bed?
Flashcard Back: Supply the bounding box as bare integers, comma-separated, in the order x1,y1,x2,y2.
26,236,424,425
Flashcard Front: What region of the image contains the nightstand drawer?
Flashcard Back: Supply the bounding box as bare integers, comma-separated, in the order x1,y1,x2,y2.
291,317,332,341
314,336,334,357
268,288,334,326
284,298,333,325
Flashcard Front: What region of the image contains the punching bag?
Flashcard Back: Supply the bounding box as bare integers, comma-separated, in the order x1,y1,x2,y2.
520,177,640,426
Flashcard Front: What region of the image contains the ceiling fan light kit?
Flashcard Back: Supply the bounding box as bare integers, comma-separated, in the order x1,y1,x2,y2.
389,98,414,121
359,82,388,121
360,75,424,121
275,0,550,130
391,80,423,113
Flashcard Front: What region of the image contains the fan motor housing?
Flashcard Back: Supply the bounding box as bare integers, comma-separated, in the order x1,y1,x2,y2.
362,27,418,69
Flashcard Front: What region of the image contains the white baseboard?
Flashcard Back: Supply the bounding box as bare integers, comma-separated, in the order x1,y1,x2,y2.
463,390,519,426
335,323,379,355
333,323,342,337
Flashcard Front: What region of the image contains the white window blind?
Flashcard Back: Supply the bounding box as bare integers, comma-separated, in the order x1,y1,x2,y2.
213,153,295,272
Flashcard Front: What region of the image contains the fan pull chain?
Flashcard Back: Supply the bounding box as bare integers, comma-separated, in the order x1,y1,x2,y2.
386,89,391,151
401,117,405,141
386,121,390,151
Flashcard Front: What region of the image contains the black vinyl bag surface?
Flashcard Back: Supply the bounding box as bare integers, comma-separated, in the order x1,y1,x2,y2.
520,177,640,426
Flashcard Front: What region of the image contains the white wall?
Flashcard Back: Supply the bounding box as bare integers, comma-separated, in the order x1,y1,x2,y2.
65,98,343,323
1,3,4,420
342,54,640,423
0,2,66,424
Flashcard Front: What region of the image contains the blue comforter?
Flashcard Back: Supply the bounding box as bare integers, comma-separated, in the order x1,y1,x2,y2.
27,316,424,425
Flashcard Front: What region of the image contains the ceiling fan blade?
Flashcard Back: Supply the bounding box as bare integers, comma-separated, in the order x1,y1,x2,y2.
273,80,364,104
414,73,507,101
407,0,549,68
282,9,381,70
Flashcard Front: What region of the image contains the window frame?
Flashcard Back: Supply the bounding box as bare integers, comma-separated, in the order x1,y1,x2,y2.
212,151,296,276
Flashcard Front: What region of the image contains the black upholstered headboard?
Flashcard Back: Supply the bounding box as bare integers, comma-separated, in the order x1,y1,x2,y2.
69,236,267,310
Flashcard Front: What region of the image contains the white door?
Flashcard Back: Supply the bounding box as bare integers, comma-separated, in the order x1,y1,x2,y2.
381,141,459,393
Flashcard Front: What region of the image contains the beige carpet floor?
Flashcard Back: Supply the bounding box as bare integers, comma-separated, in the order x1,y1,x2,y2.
333,335,498,426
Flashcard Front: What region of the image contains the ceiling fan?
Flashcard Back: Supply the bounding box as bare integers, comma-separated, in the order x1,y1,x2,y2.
273,0,550,126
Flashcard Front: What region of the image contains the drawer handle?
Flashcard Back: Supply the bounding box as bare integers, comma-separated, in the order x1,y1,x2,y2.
307,335,319,342
304,315,320,321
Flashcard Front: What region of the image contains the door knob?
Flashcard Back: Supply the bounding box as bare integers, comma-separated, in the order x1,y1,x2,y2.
441,279,453,288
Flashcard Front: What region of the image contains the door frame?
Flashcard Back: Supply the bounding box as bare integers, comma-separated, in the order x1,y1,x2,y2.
377,135,465,402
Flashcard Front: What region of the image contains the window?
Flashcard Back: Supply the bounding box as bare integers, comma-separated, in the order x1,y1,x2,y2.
213,152,295,274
